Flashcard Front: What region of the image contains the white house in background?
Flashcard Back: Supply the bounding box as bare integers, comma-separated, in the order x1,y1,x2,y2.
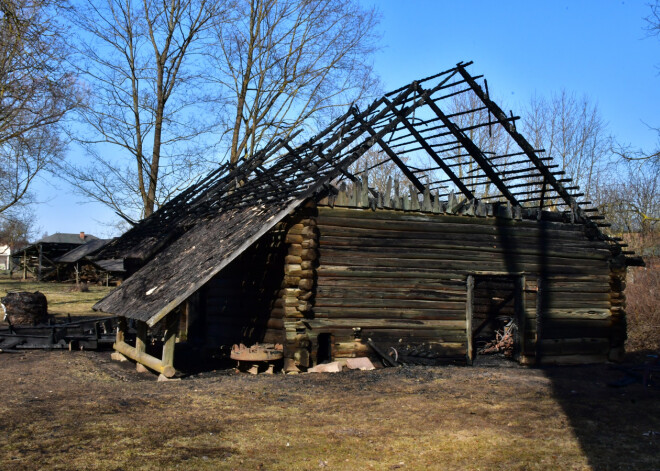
0,245,10,270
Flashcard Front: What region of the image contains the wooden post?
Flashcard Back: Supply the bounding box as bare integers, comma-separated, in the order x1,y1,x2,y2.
535,277,544,363
75,262,79,286
135,320,147,356
37,244,42,281
22,249,27,280
161,311,179,373
516,275,526,360
466,275,474,365
116,316,127,344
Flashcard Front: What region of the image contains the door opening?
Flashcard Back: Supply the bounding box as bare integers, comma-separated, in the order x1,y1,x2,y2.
467,274,524,365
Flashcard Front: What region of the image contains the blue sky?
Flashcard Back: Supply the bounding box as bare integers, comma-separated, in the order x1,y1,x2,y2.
32,0,659,239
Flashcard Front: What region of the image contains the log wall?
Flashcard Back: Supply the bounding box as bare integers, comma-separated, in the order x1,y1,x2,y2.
308,205,619,365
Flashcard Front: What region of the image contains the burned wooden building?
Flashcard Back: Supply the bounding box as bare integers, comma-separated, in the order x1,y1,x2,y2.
93,63,639,377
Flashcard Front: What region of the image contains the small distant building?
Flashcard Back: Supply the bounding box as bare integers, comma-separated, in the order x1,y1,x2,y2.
54,238,125,284
0,245,10,270
15,232,99,280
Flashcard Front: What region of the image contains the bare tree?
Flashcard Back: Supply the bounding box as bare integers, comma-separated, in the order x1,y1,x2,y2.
0,0,79,215
0,207,34,252
593,159,659,244
522,90,610,202
611,1,660,164
210,0,380,164
64,0,221,221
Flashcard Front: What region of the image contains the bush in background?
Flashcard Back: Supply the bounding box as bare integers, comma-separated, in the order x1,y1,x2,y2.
625,256,660,353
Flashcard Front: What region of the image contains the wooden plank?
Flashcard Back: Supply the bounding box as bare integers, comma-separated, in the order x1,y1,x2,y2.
466,275,474,365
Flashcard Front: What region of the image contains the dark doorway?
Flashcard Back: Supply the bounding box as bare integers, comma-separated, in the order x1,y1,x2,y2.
467,274,524,364
316,333,333,364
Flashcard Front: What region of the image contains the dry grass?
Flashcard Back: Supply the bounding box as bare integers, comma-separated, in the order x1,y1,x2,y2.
0,277,112,320
625,257,660,354
0,352,658,471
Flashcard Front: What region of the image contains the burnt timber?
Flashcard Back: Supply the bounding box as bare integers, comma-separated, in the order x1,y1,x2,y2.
92,62,638,376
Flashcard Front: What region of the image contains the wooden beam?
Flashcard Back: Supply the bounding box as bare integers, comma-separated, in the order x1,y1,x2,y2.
455,64,579,213
384,97,475,200
352,110,428,194
416,84,520,206
114,340,175,378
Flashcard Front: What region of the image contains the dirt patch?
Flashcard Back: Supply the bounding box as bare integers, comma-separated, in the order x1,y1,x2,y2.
0,350,658,470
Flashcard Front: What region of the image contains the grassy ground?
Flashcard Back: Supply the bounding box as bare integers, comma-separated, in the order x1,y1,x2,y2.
0,280,658,470
0,277,112,319
0,352,658,471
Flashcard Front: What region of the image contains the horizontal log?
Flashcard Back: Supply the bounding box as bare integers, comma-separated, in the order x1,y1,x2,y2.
317,266,467,279
317,277,466,291
285,234,304,244
318,249,609,271
298,279,314,290
318,258,606,277
285,255,303,264
317,215,586,240
314,297,466,311
288,244,302,256
279,288,301,297
315,287,466,302
113,341,175,378
302,239,318,249
317,206,587,233
305,317,466,331
318,237,612,262
523,308,611,320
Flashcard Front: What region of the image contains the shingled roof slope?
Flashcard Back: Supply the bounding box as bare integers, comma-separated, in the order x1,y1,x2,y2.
94,62,620,326
55,239,112,263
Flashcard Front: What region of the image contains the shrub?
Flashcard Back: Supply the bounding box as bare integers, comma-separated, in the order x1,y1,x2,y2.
625,256,660,353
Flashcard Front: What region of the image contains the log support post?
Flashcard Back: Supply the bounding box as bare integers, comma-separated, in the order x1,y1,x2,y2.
135,320,147,356
112,314,178,378
162,311,179,372
116,316,127,344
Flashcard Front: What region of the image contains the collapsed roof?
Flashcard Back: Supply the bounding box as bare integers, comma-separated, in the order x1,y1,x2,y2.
93,62,619,327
